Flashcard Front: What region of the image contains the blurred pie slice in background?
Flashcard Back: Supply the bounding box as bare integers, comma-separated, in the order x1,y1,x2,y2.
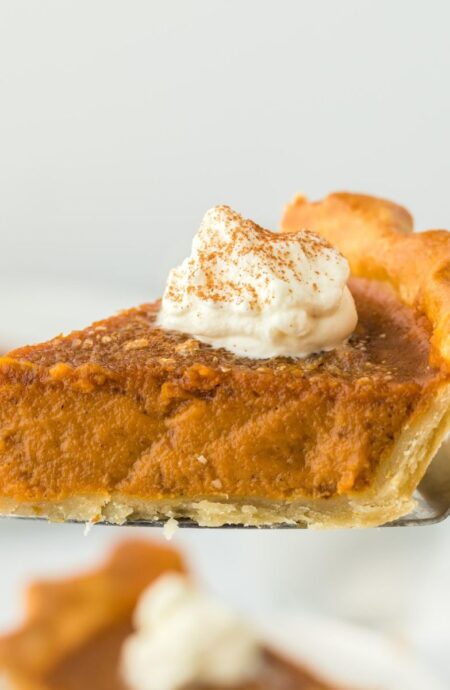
0,539,347,690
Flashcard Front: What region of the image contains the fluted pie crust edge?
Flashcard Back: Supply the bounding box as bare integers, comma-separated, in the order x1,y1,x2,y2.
280,192,450,526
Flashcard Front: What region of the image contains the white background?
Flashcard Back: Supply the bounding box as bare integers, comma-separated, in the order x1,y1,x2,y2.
0,1,449,686
2,0,450,293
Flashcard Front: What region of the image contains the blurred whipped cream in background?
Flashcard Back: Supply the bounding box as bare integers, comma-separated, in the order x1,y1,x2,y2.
122,573,262,690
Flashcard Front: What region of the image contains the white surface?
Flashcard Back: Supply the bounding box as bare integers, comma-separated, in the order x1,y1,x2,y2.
258,613,447,690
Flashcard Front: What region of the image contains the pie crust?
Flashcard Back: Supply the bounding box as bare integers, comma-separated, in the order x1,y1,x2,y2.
0,193,448,528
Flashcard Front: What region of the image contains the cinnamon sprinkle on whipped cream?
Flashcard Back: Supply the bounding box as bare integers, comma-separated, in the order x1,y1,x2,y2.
157,205,357,359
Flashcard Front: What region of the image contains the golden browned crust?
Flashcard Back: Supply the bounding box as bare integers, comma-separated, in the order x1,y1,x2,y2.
0,540,185,690
281,192,450,368
0,193,449,528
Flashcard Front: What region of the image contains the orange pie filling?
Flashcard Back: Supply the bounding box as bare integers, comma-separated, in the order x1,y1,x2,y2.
0,276,444,508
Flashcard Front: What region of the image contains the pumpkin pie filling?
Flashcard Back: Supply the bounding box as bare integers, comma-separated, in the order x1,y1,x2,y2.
0,278,442,502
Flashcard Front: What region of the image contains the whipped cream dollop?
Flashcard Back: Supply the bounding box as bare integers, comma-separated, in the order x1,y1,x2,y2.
157,206,357,359
121,573,262,690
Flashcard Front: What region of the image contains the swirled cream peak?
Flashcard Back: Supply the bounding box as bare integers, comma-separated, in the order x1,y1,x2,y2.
157,205,357,359
121,573,262,690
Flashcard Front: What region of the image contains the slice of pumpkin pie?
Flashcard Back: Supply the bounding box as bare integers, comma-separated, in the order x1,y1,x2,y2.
0,194,448,528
